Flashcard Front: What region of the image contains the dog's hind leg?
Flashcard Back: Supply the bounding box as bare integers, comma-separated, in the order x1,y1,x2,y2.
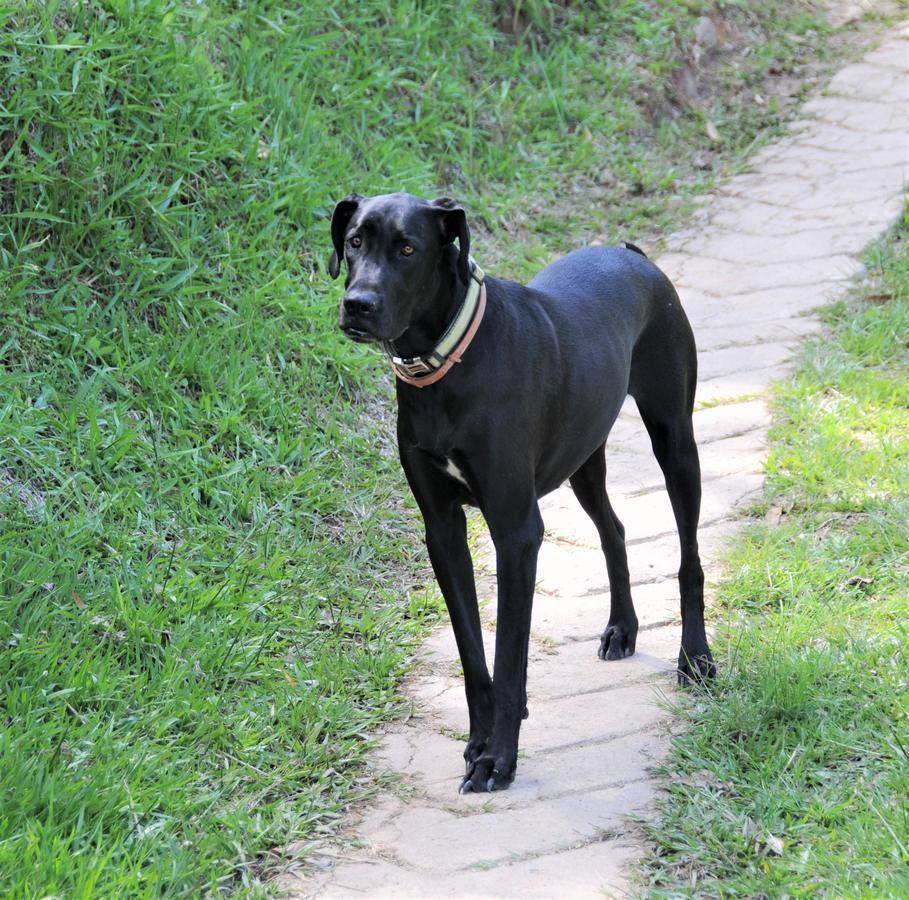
570,444,638,660
636,405,714,683
629,300,715,683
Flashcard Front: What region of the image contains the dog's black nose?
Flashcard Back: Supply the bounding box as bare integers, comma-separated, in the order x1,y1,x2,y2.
343,291,379,318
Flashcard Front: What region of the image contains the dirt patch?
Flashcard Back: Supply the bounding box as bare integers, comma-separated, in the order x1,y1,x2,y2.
669,2,900,120
471,2,900,269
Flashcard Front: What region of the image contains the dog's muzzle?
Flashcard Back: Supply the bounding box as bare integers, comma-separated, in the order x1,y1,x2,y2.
340,289,384,342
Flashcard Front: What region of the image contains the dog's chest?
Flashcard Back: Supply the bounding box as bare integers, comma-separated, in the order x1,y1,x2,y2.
399,399,469,455
439,456,470,488
398,402,480,497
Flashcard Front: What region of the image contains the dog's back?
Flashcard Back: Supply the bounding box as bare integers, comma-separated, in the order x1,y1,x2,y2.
529,245,674,323
529,245,697,414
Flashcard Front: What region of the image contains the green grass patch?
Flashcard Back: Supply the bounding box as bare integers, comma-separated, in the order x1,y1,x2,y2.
0,0,869,894
642,208,909,897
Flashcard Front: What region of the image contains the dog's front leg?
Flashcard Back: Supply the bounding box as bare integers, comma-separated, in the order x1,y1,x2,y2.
399,446,494,768
461,500,543,793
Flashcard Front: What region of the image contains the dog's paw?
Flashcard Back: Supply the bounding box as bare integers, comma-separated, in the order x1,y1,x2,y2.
463,735,487,766
677,647,716,685
459,756,515,793
598,622,637,661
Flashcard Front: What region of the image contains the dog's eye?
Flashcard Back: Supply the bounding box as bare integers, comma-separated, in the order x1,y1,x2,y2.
401,244,415,256
349,236,362,248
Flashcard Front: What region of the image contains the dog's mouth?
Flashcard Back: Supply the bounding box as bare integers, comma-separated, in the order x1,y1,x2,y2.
341,325,380,343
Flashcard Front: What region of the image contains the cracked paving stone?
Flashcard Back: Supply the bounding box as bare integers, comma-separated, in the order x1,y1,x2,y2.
714,283,848,318
801,95,907,131
794,120,908,155
694,315,822,351
373,779,658,874
757,142,909,177
541,471,763,550
697,340,797,382
694,399,772,443
531,580,683,643
682,226,881,266
827,61,905,98
663,253,864,296
276,839,640,899
534,520,735,599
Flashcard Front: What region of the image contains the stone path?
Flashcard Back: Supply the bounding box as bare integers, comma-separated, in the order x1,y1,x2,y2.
280,21,908,899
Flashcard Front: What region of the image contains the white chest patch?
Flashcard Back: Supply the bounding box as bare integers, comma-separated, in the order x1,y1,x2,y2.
442,457,470,488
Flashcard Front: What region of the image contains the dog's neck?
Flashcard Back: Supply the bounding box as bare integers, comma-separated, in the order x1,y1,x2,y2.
390,255,468,359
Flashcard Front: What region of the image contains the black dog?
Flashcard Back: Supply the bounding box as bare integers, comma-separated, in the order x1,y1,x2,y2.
329,192,714,793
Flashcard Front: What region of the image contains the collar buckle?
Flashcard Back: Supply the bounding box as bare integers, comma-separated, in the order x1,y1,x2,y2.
390,355,435,378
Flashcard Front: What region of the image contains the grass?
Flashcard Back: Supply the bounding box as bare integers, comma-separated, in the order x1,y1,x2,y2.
0,0,877,895
642,207,909,897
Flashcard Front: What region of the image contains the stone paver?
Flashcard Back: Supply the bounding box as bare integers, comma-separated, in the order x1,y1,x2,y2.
278,20,908,898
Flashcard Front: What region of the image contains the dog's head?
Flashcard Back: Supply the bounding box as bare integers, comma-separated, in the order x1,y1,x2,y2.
328,192,471,343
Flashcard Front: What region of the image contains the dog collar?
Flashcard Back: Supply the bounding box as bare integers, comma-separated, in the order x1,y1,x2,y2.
385,261,486,388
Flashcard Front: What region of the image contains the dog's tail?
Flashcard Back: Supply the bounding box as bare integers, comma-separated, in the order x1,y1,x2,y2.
621,240,648,258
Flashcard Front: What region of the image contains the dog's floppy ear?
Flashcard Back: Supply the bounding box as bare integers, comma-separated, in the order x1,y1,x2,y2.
328,193,363,279
432,197,471,285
